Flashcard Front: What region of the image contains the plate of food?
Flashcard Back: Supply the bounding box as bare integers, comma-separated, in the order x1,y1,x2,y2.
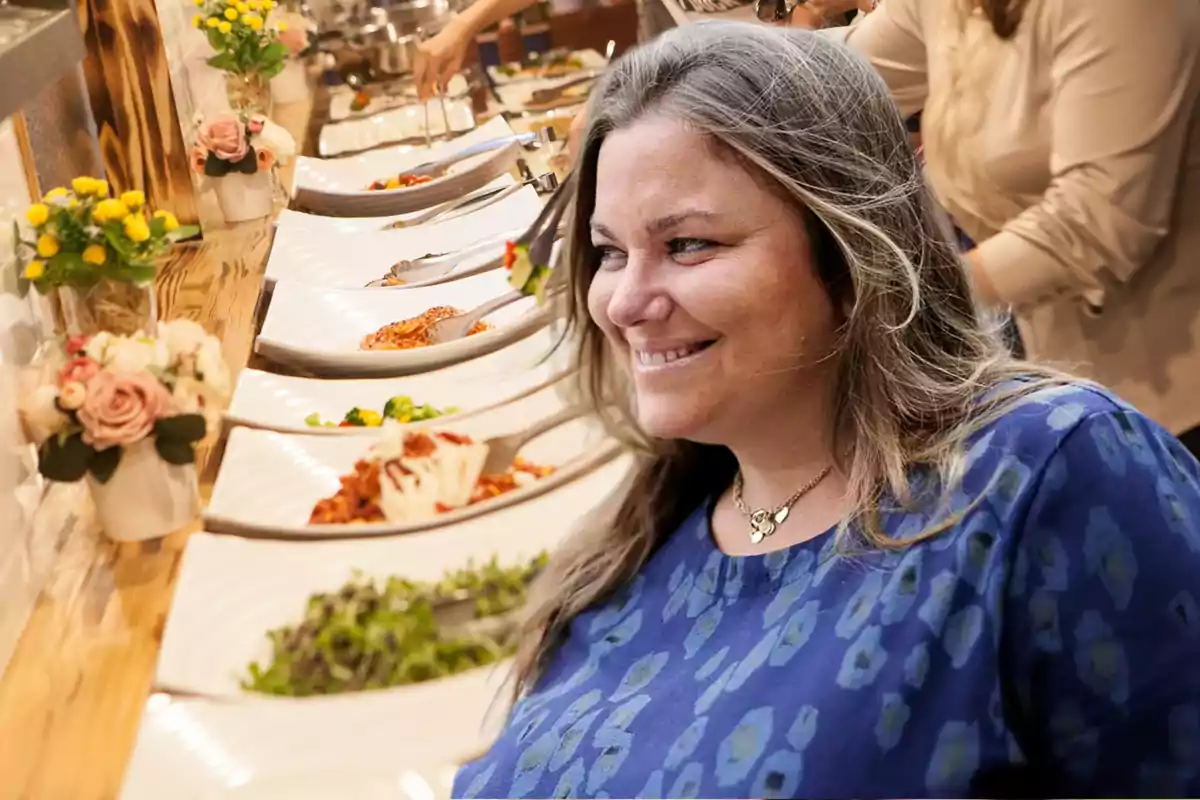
493,73,596,114
317,95,476,158
256,267,556,376
264,182,542,288
227,332,573,434
295,118,522,217
164,453,634,696
328,74,470,122
487,48,606,85
204,382,620,537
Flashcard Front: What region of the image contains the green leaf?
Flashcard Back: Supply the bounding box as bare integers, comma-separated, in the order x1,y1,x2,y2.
48,251,102,289
103,221,134,257
88,444,123,484
168,225,201,242
38,432,92,482
207,51,238,71
155,436,196,465
155,413,207,443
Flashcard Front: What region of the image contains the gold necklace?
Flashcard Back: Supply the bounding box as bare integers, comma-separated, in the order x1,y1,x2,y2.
733,466,832,544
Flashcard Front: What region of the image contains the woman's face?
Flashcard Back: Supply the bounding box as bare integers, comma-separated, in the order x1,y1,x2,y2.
587,114,839,444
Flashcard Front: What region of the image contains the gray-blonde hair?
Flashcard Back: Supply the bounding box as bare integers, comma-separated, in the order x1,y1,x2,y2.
512,21,1063,699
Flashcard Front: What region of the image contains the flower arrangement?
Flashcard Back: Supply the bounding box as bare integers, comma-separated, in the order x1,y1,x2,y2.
189,112,295,177
14,177,199,294
20,320,231,484
193,0,289,79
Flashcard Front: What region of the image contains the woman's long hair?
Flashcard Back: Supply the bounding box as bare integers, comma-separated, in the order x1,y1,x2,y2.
979,0,1029,38
511,21,1063,701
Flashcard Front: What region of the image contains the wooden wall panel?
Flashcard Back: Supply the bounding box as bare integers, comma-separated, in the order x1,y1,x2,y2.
76,0,200,226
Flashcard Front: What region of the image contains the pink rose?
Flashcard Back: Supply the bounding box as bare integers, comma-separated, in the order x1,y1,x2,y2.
59,356,100,387
247,115,266,134
189,146,208,175
65,334,92,357
279,27,307,55
77,370,174,450
197,114,249,162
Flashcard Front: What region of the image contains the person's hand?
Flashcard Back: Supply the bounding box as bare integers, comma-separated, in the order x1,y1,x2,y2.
413,21,472,100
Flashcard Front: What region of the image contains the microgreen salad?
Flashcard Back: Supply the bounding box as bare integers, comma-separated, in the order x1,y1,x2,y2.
304,394,458,428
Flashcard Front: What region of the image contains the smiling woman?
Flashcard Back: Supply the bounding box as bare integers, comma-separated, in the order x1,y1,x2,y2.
453,22,1200,800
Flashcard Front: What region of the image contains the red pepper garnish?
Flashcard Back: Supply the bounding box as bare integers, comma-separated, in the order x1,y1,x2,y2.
503,240,517,270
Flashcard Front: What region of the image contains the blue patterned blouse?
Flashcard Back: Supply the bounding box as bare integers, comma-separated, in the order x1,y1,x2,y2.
454,384,1200,799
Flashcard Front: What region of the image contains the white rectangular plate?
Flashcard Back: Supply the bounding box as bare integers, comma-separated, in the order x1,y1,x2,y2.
256,269,553,376
264,183,541,289
297,118,520,217
167,452,633,696
486,48,606,85
227,331,575,435
318,96,476,158
205,383,619,537
327,75,470,122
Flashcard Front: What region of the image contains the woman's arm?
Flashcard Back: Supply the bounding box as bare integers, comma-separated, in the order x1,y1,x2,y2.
414,0,543,97
1003,408,1200,795
972,0,1200,308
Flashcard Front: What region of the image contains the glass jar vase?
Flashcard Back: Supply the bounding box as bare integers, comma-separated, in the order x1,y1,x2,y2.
225,70,272,114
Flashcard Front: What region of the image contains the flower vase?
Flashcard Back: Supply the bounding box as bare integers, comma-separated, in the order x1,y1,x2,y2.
271,60,308,105
213,171,275,223
54,282,158,338
88,439,199,542
226,71,272,114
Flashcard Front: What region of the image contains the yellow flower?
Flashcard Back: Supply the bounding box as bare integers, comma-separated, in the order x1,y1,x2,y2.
262,0,274,9
25,204,49,227
223,7,237,19
124,215,151,243
43,187,68,203
194,0,203,5
71,176,98,195
22,261,44,281
120,190,145,209
153,210,181,231
246,14,263,29
192,13,202,26
92,198,130,223
235,2,247,11
36,234,59,258
82,244,107,265
205,15,219,26
218,20,232,32
276,20,287,30
67,198,80,210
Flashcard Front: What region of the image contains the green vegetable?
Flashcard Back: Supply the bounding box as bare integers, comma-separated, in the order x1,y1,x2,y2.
242,553,549,697
304,412,337,428
343,407,366,426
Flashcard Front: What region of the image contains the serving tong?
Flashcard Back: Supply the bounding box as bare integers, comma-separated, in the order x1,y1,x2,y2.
425,173,575,344
380,171,558,231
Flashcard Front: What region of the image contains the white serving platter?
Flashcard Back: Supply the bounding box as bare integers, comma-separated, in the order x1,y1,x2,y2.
327,75,470,122
167,452,633,695
204,383,620,537
274,175,517,235
486,48,605,85
256,267,555,376
318,95,476,158
121,689,479,799
264,182,542,289
226,334,573,435
296,118,520,217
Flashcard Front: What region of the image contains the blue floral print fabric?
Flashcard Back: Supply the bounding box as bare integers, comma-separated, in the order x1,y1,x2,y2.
454,385,1200,798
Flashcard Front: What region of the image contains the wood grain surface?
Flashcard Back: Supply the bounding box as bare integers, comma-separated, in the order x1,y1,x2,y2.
78,0,200,226
0,94,314,800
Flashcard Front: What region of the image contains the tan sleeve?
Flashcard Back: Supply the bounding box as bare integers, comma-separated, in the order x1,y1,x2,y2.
818,0,928,116
976,0,1200,307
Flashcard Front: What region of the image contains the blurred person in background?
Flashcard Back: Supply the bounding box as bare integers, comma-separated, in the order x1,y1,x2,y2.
788,0,1200,455
452,23,1200,799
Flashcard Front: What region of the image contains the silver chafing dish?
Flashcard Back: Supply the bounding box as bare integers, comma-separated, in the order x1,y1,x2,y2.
315,0,464,78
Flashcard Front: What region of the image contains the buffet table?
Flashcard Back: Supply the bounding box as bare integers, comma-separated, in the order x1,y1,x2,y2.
0,95,317,800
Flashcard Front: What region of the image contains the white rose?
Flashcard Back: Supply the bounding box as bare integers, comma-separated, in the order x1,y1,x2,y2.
171,376,204,414
58,381,87,410
83,331,112,363
195,339,230,398
254,119,297,166
160,319,210,363
104,336,168,374
20,385,68,444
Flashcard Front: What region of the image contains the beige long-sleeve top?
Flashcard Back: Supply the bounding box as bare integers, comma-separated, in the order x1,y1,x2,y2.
825,0,1200,433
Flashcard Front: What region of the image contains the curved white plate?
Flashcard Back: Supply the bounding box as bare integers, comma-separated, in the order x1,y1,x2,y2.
486,48,606,85
274,176,516,235
318,96,475,158
296,119,520,217
328,74,469,122
264,184,541,288
256,269,553,377
227,336,573,435
205,384,619,537
164,454,633,696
